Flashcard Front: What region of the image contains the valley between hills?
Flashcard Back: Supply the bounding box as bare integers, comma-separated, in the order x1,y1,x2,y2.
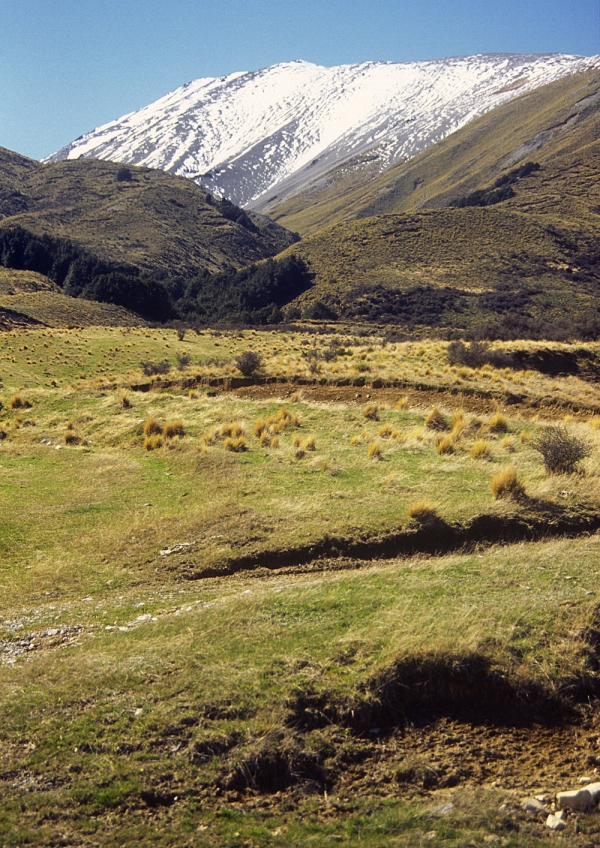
1,57,600,847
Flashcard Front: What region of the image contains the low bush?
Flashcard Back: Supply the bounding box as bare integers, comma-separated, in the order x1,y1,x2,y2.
235,351,262,377
533,426,592,474
141,360,171,377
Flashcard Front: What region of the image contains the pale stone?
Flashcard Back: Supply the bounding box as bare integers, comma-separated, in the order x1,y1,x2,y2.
585,782,600,804
546,811,567,831
521,798,546,813
579,776,593,785
557,788,592,812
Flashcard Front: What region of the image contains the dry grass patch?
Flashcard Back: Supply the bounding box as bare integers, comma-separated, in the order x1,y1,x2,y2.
470,439,492,459
407,500,439,524
425,406,448,431
162,419,185,439
491,466,524,499
8,394,31,410
367,440,382,459
435,434,456,455
143,418,162,436
362,402,379,420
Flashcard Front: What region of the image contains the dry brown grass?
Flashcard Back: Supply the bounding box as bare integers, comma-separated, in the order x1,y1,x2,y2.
491,466,524,499
425,407,448,431
434,434,456,455
363,403,379,421
407,500,439,524
470,439,491,459
144,434,163,451
143,418,162,436
162,420,185,439
488,412,509,434
224,435,247,452
367,441,382,459
8,394,31,410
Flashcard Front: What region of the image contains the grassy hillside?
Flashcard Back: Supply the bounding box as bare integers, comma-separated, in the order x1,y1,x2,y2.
0,151,297,278
0,267,143,328
1,325,600,845
268,68,600,235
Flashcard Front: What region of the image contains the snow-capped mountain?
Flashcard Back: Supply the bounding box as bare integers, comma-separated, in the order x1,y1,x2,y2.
46,53,600,210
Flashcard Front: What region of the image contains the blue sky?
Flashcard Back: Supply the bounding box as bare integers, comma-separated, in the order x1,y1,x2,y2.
1,0,599,160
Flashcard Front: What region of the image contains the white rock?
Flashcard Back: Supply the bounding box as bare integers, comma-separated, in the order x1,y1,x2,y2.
546,810,567,831
579,776,592,785
521,798,546,813
584,782,600,804
557,788,592,812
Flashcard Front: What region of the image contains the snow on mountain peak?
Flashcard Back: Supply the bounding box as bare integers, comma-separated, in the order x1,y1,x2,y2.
45,53,600,209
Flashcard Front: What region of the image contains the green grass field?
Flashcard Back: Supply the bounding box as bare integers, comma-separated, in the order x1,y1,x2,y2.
1,326,600,846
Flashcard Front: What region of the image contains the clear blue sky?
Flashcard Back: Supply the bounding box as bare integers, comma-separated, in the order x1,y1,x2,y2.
1,0,599,160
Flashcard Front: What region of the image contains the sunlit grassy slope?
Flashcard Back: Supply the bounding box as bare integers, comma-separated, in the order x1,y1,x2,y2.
1,325,600,845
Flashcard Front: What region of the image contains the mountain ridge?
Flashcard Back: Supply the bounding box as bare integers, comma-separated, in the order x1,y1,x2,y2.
45,53,600,213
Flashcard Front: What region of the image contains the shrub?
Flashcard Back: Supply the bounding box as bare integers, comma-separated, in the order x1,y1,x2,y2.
425,407,448,431
116,167,132,182
407,501,438,524
235,351,262,377
163,420,185,439
176,352,192,370
141,359,171,376
363,403,379,420
470,439,491,459
533,426,592,474
143,418,162,436
491,466,524,499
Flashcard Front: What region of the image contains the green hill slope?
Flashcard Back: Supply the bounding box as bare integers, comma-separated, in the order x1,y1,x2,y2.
0,151,297,278
269,68,600,236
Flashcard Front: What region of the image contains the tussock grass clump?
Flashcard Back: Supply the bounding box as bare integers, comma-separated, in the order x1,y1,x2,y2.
501,435,516,453
294,448,306,459
224,436,247,452
8,394,31,409
264,408,300,434
450,411,466,438
163,420,185,439
491,466,524,499
144,434,163,451
64,431,80,445
395,396,409,410
425,407,448,431
434,434,455,455
220,422,245,439
362,403,379,421
407,500,438,524
367,441,382,459
470,439,491,459
488,412,509,433
119,393,132,409
143,418,162,436
378,423,393,438
533,426,592,474
303,435,316,451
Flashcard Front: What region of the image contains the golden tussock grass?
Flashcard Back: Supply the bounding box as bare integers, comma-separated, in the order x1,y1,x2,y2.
119,394,132,409
144,434,163,451
8,394,31,410
143,418,162,437
362,403,379,420
407,500,438,524
162,420,185,439
224,435,247,452
488,412,509,433
64,431,80,445
395,396,409,410
491,466,524,499
367,440,382,459
434,434,456,455
470,439,491,459
425,407,448,431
